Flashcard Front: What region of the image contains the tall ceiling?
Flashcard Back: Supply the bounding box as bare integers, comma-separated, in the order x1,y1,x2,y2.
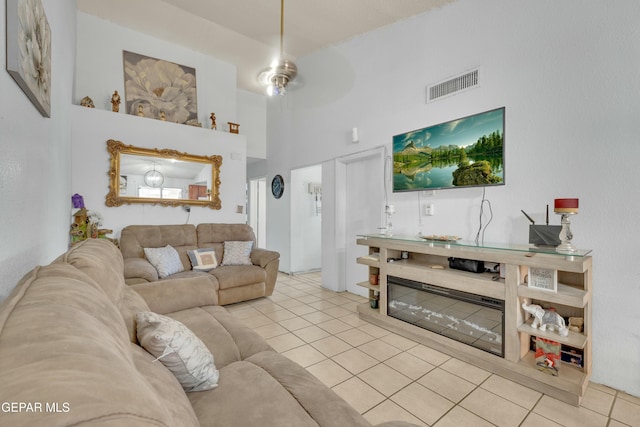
77,0,454,94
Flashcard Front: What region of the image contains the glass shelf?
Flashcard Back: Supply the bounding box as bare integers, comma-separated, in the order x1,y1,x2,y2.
357,234,592,257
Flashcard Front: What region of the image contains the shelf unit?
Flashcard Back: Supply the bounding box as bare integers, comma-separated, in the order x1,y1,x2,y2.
355,234,592,406
356,249,381,308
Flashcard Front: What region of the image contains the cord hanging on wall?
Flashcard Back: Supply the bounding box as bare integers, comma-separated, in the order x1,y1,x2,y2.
382,153,394,235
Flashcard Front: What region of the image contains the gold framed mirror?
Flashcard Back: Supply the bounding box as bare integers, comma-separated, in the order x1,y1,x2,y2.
106,139,222,209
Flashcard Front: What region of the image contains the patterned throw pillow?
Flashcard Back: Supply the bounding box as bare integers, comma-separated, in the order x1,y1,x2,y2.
136,311,219,392
221,241,253,266
143,245,184,279
187,248,218,271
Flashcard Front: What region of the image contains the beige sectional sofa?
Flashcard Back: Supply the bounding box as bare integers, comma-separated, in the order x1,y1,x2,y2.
0,239,416,427
120,223,280,305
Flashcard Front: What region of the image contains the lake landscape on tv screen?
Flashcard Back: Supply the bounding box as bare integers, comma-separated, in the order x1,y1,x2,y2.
393,108,505,192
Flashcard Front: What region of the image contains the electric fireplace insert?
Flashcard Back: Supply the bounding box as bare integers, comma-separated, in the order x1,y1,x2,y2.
387,276,505,357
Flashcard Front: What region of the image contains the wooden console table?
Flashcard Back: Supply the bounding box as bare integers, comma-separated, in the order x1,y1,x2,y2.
356,234,592,406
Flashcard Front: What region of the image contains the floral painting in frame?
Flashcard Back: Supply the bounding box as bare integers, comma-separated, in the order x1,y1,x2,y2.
6,0,52,117
123,51,198,124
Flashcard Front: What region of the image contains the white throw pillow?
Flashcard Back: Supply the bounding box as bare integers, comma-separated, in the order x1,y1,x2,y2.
187,248,218,271
136,311,219,392
221,241,253,266
144,245,184,278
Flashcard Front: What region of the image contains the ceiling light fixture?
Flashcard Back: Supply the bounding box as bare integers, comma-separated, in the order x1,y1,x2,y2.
257,0,297,96
144,162,164,188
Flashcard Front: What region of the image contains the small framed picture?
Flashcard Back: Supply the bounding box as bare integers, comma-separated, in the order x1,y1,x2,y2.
527,267,558,292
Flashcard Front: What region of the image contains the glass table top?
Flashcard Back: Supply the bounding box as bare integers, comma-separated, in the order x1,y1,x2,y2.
357,234,592,257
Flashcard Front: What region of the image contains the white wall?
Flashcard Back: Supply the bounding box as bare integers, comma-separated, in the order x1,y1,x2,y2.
0,0,77,301
75,12,237,130
72,12,262,239
238,89,267,159
71,106,247,238
290,165,322,273
266,0,640,396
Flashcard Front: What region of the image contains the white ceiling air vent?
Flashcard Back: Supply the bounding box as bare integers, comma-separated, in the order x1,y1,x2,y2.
426,68,479,103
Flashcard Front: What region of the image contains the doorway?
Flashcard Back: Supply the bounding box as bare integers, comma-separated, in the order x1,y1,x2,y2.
336,148,385,296
290,164,322,274
248,178,266,247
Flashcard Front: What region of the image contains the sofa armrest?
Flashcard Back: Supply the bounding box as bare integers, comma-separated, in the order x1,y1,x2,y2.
250,248,280,268
131,276,219,315
124,258,158,283
251,248,280,297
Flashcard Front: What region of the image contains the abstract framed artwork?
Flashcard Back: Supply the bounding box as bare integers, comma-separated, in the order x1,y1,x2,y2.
6,0,52,117
123,51,198,124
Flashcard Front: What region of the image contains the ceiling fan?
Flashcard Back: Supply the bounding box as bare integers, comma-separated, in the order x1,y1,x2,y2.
257,0,298,96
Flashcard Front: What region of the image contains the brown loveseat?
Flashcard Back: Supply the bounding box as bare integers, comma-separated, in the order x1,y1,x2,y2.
120,223,279,305
0,239,416,427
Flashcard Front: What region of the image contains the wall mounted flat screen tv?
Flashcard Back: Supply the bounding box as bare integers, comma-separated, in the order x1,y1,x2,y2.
393,107,505,192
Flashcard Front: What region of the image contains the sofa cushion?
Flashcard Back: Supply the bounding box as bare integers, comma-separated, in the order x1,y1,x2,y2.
221,241,254,266
130,344,200,426
124,257,160,282
210,264,266,290
57,238,126,302
197,223,256,269
189,358,320,427
136,311,219,392
167,306,273,369
57,238,150,343
188,248,218,271
131,276,219,315
121,224,198,271
144,245,185,278
188,351,371,427
247,351,371,427
196,223,256,247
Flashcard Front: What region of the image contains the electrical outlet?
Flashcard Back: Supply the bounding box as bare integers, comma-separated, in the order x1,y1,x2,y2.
425,204,435,216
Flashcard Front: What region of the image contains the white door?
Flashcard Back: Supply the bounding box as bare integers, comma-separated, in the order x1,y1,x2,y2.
290,165,322,273
343,150,384,296
248,178,266,247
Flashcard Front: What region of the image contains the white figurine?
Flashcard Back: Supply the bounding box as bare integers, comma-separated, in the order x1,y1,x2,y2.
522,299,568,337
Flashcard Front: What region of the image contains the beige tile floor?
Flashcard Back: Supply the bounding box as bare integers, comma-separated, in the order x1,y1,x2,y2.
226,272,640,427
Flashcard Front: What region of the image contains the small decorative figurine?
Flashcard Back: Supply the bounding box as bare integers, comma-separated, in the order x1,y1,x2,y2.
111,90,121,112
228,122,240,134
568,317,584,332
70,208,89,243
210,112,217,129
80,96,95,108
136,105,145,117
522,299,568,337
159,111,166,121
71,193,85,209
